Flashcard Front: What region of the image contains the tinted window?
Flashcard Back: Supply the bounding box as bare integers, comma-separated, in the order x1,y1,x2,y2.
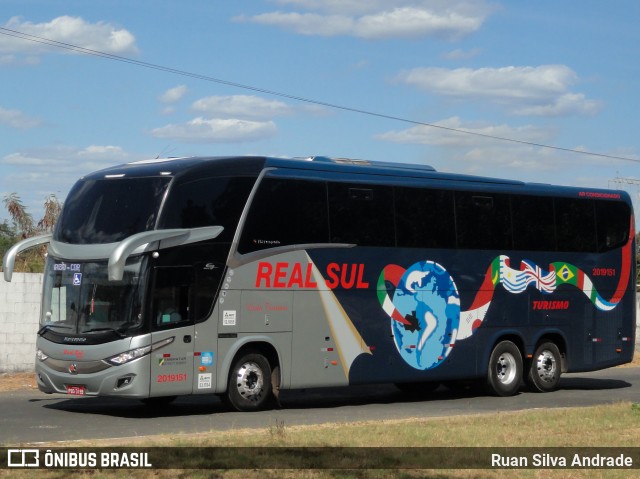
328,183,394,247
512,196,556,251
238,178,329,254
595,200,630,252
56,178,170,244
152,266,192,330
192,261,224,322
395,187,455,248
555,198,596,252
159,177,255,242
455,192,512,250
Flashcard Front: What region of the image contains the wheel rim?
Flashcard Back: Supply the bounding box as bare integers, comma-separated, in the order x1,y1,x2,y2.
235,362,265,403
495,352,517,385
535,350,557,384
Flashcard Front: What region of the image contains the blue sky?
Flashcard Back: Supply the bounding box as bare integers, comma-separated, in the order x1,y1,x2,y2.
1,1,639,224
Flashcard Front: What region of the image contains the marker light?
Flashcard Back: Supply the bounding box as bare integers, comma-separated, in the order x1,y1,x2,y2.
105,337,174,366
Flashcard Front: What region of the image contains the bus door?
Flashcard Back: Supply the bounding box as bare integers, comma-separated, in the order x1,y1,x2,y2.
149,266,195,397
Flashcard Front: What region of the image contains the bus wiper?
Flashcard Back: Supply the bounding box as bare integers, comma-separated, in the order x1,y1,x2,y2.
82,327,127,338
38,324,72,335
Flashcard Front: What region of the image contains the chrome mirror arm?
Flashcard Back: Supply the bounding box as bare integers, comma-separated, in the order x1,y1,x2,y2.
108,226,223,281
2,234,53,282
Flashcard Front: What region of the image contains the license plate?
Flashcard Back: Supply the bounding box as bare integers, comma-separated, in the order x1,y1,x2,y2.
66,385,85,396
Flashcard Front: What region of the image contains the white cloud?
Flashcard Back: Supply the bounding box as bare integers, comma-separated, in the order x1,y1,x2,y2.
376,116,603,178
191,95,294,120
0,16,138,57
377,116,553,147
2,145,132,169
396,65,601,117
513,93,602,117
234,1,493,40
0,106,42,129
78,145,127,159
153,94,326,144
2,152,50,166
151,117,278,143
1,145,140,218
159,85,188,104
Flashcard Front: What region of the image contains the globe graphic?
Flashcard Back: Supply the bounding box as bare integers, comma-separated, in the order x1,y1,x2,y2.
390,261,460,370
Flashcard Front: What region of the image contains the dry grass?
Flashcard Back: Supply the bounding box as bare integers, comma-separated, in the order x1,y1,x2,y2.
0,371,36,392
2,403,640,479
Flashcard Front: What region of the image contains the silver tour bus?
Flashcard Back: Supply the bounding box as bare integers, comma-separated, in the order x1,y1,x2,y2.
3,156,636,411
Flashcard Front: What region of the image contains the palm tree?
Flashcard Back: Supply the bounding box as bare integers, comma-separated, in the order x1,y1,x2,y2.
2,193,63,273
3,193,34,239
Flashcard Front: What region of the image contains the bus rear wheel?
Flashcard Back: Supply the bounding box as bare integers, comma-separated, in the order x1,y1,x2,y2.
526,342,561,392
486,341,522,397
225,351,273,412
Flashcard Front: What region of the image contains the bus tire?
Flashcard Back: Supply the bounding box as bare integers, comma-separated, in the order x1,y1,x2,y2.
225,351,273,412
486,341,522,397
525,342,561,393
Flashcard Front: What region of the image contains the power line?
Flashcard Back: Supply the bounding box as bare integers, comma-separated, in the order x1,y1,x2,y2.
1,25,639,164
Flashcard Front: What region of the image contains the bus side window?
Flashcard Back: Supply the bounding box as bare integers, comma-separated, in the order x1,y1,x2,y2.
395,187,455,248
192,262,225,323
158,176,255,242
152,267,193,329
555,198,596,252
455,191,512,250
512,195,556,251
328,183,394,246
238,178,329,254
595,200,630,252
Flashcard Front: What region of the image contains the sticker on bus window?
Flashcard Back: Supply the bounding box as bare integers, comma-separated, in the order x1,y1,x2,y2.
72,273,82,286
222,311,236,326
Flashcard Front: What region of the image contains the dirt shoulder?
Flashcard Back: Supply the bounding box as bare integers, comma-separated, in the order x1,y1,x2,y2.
0,372,37,392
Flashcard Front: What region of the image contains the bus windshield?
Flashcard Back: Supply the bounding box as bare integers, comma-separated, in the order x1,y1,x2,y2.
41,256,149,336
56,177,170,244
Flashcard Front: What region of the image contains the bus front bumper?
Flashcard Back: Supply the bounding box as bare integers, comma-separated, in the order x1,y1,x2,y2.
35,356,151,398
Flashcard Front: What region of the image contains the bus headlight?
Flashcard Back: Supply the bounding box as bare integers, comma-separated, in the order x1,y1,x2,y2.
106,345,152,365
36,349,48,361
105,337,174,366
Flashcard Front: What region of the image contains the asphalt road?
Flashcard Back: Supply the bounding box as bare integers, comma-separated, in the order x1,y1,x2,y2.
1,367,638,445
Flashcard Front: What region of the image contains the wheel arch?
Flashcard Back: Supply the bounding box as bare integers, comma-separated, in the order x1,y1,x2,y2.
216,336,283,393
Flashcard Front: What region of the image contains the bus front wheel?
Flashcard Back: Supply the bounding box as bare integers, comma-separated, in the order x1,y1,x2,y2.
225,351,273,412
486,341,522,397
525,342,561,393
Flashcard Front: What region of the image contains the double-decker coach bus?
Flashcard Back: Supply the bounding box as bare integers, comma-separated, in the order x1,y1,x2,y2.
2,156,636,411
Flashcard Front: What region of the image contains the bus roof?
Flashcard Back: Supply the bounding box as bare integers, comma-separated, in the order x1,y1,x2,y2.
83,155,630,203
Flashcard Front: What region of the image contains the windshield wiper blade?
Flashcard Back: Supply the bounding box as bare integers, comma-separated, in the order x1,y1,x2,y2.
82,327,127,338
38,324,72,335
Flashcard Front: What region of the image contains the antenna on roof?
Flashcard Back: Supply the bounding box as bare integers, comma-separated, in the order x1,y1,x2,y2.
155,145,175,159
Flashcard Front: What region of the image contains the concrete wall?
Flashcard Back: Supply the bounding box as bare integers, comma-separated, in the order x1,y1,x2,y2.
0,273,639,373
0,273,43,373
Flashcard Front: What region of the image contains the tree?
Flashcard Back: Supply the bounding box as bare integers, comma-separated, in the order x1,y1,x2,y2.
1,193,63,273
3,193,33,238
